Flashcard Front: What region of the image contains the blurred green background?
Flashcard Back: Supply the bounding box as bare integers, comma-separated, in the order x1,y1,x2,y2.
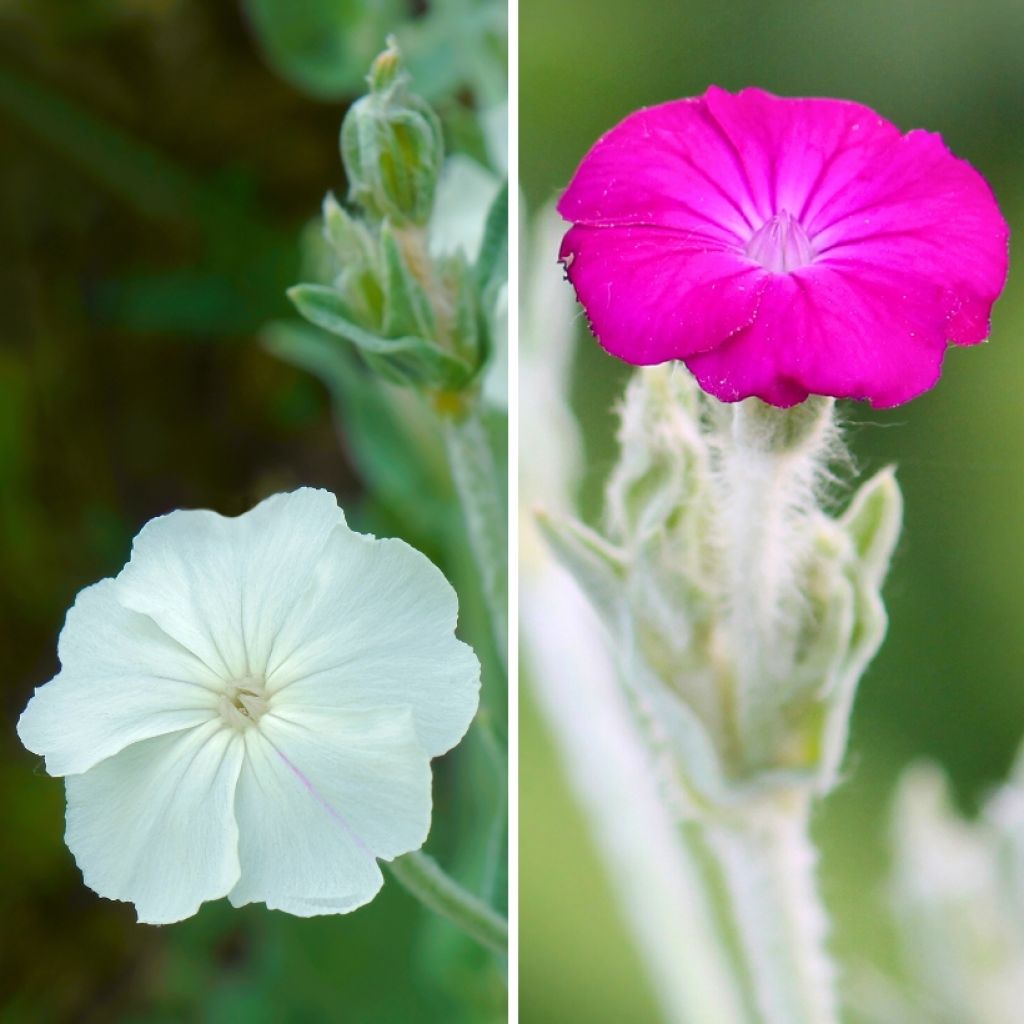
521,1,1024,1021
1,1,505,1021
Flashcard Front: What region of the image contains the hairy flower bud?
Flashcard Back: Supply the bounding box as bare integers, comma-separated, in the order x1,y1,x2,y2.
543,366,902,813
340,40,444,227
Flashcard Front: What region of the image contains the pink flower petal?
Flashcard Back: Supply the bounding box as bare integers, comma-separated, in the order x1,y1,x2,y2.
560,223,767,363
559,87,1010,406
683,264,952,408
700,87,902,229
558,99,762,243
812,129,1008,345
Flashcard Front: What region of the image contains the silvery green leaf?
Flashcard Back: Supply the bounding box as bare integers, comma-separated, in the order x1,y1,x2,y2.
288,284,390,350
476,180,508,297
840,466,903,586
809,472,902,790
606,367,709,546
886,763,1024,1024
317,195,384,327
322,192,377,269
481,280,507,410
536,511,627,626
287,283,470,388
621,644,736,816
442,251,486,374
380,221,438,342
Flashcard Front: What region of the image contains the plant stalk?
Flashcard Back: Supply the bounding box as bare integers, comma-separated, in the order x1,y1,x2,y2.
522,568,755,1024
388,850,508,956
703,796,840,1024
440,401,508,668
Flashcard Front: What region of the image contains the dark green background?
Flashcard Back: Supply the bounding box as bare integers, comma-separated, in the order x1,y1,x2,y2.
1,2,504,1021
521,1,1024,1020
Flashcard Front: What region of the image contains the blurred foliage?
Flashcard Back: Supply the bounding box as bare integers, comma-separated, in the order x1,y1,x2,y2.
0,1,504,1021
243,0,407,98
245,0,506,106
521,0,1024,1021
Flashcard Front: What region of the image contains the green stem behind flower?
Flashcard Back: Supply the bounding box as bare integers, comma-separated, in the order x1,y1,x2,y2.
388,850,508,956
440,400,508,669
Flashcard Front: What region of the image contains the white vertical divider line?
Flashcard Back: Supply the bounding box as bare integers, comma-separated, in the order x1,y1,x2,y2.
506,0,520,1016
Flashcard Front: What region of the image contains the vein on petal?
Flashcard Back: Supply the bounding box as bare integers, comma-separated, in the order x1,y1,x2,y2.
268,740,374,858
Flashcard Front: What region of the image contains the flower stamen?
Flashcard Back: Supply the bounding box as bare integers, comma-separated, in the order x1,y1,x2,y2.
744,210,817,274
219,676,269,729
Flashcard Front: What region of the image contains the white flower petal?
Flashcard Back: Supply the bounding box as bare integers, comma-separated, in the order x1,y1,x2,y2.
18,580,220,776
263,528,480,757
268,895,377,915
113,488,343,681
429,154,501,260
65,720,244,925
228,707,431,916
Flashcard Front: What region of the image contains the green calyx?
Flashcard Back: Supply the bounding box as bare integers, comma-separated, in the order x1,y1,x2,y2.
340,39,444,228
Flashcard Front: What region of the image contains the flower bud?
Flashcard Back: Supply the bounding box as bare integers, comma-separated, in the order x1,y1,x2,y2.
543,367,902,814
320,193,383,325
340,41,444,226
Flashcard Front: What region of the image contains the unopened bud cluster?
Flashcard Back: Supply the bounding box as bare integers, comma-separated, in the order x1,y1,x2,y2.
289,41,487,393
543,366,902,816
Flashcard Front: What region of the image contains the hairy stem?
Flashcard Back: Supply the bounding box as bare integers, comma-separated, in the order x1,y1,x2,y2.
388,850,508,955
717,396,835,768
523,568,755,1024
441,401,508,668
699,398,842,1021
704,797,840,1024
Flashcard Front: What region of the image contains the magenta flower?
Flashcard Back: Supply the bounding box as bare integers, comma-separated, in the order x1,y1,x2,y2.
558,87,1009,407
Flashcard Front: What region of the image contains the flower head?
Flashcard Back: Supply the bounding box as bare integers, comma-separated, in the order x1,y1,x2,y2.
17,489,480,924
558,87,1009,408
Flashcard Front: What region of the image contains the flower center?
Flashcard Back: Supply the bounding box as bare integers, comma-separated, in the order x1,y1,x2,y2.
219,675,269,730
744,210,817,273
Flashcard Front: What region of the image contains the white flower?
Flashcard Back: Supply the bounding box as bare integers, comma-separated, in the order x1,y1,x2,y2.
17,488,480,925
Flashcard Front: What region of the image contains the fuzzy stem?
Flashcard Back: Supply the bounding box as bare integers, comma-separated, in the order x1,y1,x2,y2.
440,400,508,668
388,850,508,955
718,396,835,769
523,567,756,1024
700,397,842,1022
704,796,840,1024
